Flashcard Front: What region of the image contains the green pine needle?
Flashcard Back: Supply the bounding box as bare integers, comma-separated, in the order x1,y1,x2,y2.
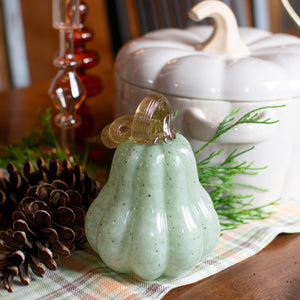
195,105,285,155
0,109,105,176
0,108,67,169
196,106,284,231
0,106,283,232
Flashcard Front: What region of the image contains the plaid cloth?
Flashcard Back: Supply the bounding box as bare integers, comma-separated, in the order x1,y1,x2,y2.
1,197,300,299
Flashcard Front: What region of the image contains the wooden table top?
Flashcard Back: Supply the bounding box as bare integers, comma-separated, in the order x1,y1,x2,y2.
0,82,299,299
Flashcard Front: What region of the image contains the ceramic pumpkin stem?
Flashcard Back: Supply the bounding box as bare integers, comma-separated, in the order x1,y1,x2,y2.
101,94,176,148
281,0,300,27
188,0,249,57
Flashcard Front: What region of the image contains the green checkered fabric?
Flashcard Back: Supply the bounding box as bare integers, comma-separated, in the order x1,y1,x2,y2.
1,197,300,299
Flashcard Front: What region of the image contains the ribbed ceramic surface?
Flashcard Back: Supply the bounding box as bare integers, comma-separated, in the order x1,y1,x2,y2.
115,26,300,101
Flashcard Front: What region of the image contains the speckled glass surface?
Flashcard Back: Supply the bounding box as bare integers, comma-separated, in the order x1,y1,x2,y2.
85,133,220,280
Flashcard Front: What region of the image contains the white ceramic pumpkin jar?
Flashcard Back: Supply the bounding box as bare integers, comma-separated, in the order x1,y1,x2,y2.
114,0,300,207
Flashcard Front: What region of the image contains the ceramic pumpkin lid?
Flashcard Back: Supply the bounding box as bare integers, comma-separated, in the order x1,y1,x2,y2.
115,0,300,101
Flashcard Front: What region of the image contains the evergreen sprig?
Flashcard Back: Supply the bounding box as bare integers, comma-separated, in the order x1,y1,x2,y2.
196,106,284,230
0,106,283,231
0,108,67,169
195,105,285,154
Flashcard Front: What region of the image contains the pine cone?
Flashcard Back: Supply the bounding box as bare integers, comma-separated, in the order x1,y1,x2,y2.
0,158,102,292
0,158,101,230
0,163,30,230
0,248,28,292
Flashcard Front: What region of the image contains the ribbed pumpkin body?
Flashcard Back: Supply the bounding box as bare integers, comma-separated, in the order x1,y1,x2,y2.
85,133,220,280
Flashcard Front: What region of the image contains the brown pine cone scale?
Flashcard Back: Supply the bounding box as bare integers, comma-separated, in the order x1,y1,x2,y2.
0,158,102,292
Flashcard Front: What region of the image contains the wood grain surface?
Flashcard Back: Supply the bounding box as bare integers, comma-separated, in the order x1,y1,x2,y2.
0,80,114,144
164,233,300,300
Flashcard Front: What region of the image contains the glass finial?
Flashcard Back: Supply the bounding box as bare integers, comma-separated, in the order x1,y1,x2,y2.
52,0,80,30
49,0,86,158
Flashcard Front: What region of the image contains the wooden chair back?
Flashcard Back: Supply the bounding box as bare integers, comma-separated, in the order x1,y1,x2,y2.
106,0,273,56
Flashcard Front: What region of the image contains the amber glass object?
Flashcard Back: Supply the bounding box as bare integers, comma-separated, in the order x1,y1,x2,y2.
101,94,176,148
74,0,102,97
49,0,86,130
49,0,86,157
73,1,102,146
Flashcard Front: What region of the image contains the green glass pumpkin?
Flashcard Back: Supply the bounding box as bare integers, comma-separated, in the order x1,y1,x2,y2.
85,95,220,280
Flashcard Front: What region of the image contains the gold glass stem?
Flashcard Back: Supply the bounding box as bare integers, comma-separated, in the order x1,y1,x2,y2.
101,94,176,148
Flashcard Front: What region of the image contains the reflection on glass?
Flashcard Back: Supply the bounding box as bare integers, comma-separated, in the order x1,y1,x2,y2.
49,0,86,159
